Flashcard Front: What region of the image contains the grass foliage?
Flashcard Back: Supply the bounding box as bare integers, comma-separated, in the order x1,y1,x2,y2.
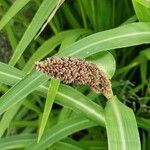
0,0,150,149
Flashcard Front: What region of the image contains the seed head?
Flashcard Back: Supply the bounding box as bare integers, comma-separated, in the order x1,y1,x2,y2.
35,57,112,98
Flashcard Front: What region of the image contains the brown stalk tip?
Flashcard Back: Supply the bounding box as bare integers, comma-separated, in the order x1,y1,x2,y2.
35,57,113,98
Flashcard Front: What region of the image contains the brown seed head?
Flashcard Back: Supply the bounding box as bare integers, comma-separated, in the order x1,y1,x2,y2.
35,57,112,98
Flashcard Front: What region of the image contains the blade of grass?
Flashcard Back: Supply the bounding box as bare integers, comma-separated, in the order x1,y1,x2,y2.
5,24,18,51
80,0,93,28
0,0,31,30
38,78,60,142
140,48,150,60
57,107,73,122
78,140,107,150
5,24,26,68
59,29,90,51
116,61,139,75
139,55,147,86
137,117,150,132
105,96,141,150
51,141,85,150
0,102,22,137
49,12,63,32
132,0,150,22
62,3,81,28
90,0,96,30
55,84,105,125
77,0,87,28
35,0,65,39
0,62,25,85
9,0,60,66
0,71,49,115
26,116,98,150
23,98,42,114
11,120,38,127
52,138,89,150
56,22,150,58
95,0,112,30
0,134,36,149
122,15,137,25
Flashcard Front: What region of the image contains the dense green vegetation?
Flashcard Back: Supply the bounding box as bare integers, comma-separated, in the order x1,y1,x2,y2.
0,0,150,149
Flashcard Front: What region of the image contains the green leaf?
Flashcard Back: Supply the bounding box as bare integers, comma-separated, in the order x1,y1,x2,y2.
5,24,26,68
122,15,137,25
59,29,91,51
52,141,85,150
55,84,105,125
26,117,97,150
56,23,150,58
0,134,35,149
0,102,22,137
137,117,150,132
57,107,73,122
140,48,150,60
9,0,60,66
0,62,25,85
105,96,141,150
132,0,150,22
79,140,107,150
62,3,81,28
11,120,38,127
0,71,49,115
23,98,42,114
38,79,60,142
53,138,90,150
139,48,150,85
0,0,31,30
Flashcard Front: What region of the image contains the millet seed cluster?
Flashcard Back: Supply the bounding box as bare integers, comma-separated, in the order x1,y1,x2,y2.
35,57,112,97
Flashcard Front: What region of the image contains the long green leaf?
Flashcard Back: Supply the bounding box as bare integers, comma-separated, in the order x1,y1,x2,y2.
140,48,150,60
137,117,150,132
51,141,85,150
9,0,60,66
55,84,105,125
105,96,141,150
38,79,60,142
23,98,42,114
52,138,89,150
0,102,22,137
62,3,81,28
78,140,107,150
56,23,150,58
5,24,26,68
26,117,97,150
0,62,25,85
0,0,31,30
0,134,36,149
0,71,49,115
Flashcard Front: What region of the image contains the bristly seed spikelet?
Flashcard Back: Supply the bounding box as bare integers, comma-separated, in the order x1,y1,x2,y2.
35,57,112,98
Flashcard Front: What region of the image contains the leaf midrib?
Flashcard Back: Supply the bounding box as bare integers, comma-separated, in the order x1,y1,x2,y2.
0,71,22,80
111,101,126,150
0,73,44,113
70,32,150,56
58,92,105,123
